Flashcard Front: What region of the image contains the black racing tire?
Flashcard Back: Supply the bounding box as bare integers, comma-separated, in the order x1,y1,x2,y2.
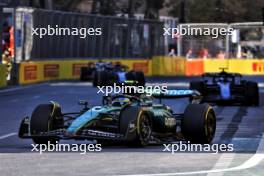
108,72,119,85
125,72,136,81
245,81,259,106
80,67,91,81
120,106,152,146
135,71,145,86
30,104,63,144
93,71,98,87
182,104,216,144
80,67,86,81
190,81,205,95
97,71,108,86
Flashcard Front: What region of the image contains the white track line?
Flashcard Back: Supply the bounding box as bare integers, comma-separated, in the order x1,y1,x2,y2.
118,133,264,176
0,87,30,93
207,153,235,176
258,83,264,88
0,83,47,93
0,133,17,140
50,82,92,86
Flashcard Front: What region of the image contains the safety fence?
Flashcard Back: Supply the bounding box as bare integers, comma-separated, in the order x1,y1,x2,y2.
153,56,264,76
0,64,7,87
15,7,164,62
18,57,264,85
152,56,185,76
19,59,152,85
177,22,264,59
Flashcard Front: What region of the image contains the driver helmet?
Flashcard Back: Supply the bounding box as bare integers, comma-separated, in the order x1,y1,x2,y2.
112,97,130,107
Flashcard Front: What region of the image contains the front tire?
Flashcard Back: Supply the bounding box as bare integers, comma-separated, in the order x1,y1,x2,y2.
30,103,63,144
120,106,152,146
182,104,216,144
190,81,205,95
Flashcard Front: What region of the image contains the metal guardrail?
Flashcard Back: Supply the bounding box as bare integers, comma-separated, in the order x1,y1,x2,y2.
15,7,165,61
177,22,264,58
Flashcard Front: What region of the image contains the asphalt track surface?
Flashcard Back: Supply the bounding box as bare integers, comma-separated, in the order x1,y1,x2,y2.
0,77,264,176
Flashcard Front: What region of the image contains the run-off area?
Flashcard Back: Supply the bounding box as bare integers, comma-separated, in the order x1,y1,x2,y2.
0,77,263,176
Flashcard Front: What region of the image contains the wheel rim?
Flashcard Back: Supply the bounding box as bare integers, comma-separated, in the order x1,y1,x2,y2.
205,110,216,143
139,114,152,144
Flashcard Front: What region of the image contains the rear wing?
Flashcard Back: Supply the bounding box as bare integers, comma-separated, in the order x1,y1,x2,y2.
202,72,242,78
202,68,242,78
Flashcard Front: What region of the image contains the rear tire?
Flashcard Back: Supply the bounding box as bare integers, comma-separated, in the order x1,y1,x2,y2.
245,81,259,106
93,71,98,87
190,81,205,95
80,67,87,81
97,71,108,86
108,72,119,85
182,104,216,144
30,104,63,144
125,72,136,81
80,67,93,81
135,71,145,86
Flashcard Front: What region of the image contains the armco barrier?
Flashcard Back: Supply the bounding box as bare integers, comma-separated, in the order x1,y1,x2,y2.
19,61,80,85
152,56,185,76
228,59,264,75
163,57,185,76
185,59,204,76
192,59,264,75
203,59,229,73
0,64,7,88
19,59,152,85
18,58,264,85
151,56,162,75
108,59,152,76
199,59,264,75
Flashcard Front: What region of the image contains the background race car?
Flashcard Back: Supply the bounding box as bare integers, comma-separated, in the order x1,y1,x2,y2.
19,90,216,146
80,62,145,86
189,69,259,106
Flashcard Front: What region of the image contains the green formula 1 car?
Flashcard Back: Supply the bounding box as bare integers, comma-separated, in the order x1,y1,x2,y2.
19,90,216,146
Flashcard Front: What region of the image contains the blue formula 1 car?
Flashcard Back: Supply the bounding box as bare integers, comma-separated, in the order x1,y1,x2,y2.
19,90,216,146
190,68,259,106
80,62,145,86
